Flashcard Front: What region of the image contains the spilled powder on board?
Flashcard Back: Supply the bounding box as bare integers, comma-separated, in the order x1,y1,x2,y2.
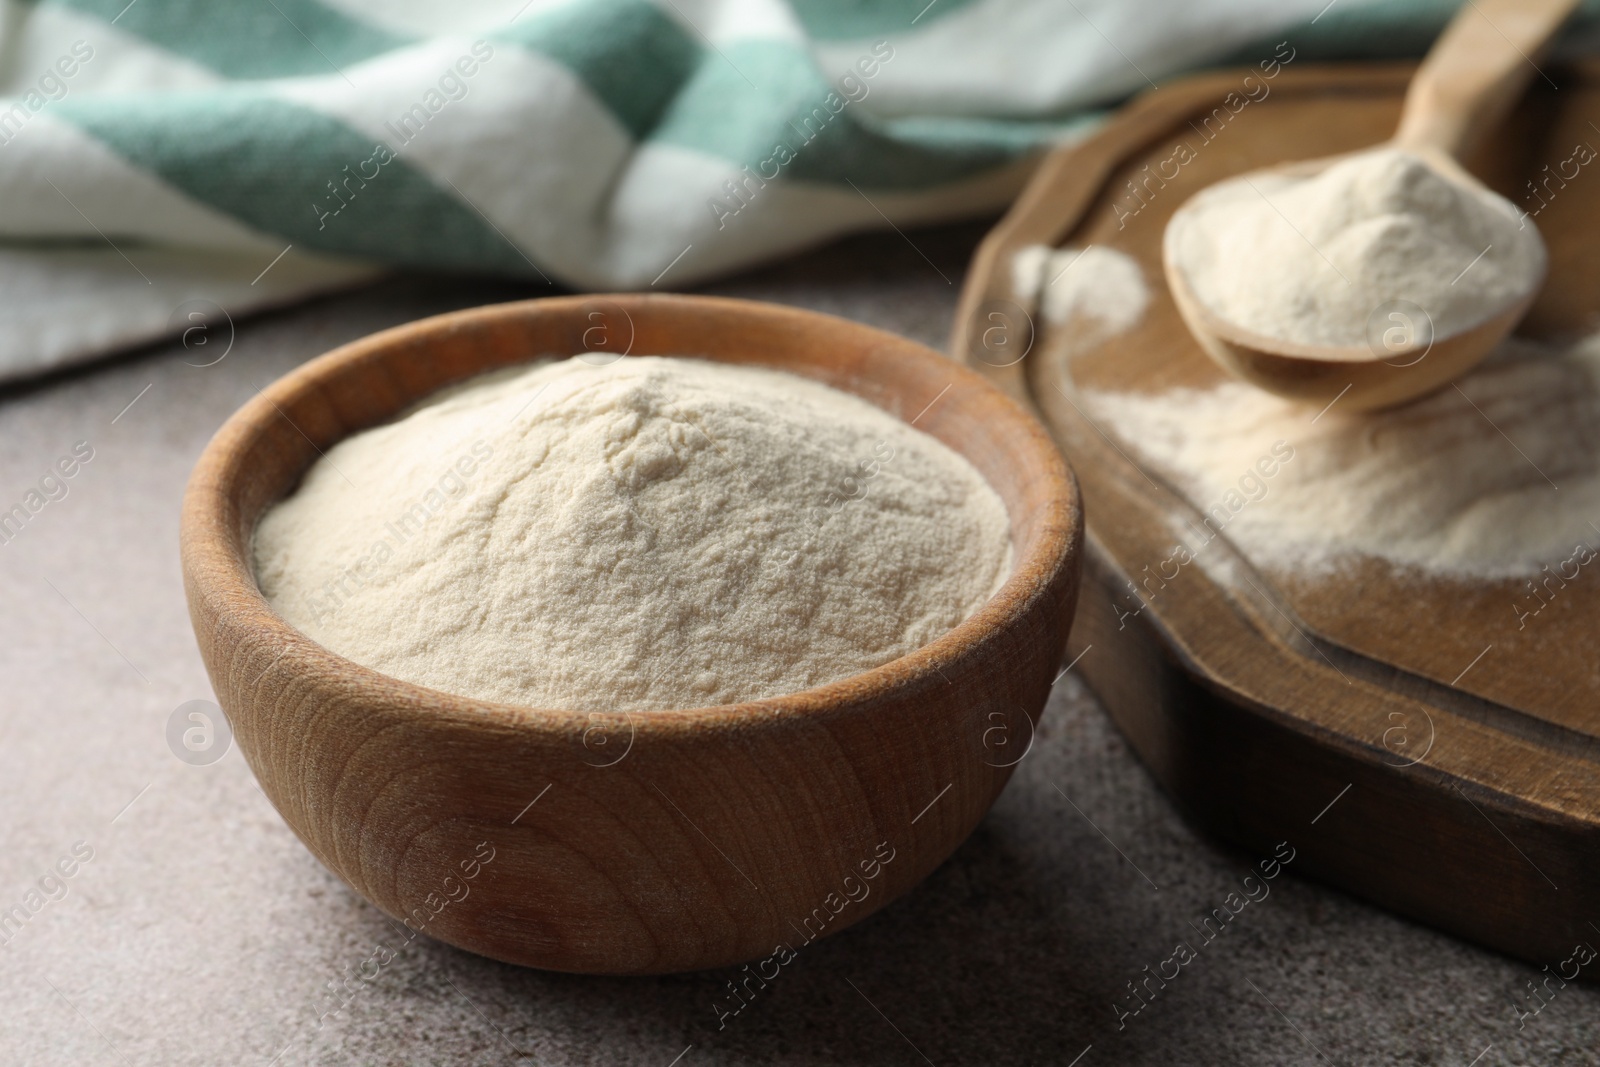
1011,244,1151,377
1087,333,1600,579
1012,244,1150,335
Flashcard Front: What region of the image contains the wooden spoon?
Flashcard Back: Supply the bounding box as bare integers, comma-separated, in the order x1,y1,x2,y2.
1163,0,1577,413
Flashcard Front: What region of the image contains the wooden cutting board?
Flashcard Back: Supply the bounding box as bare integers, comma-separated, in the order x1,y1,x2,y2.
952,60,1600,968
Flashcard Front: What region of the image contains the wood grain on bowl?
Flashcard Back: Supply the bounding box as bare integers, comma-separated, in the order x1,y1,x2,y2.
181,294,1081,975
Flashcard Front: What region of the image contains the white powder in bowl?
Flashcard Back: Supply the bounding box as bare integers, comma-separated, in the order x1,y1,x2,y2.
1087,333,1600,579
253,356,1013,711
1166,148,1544,347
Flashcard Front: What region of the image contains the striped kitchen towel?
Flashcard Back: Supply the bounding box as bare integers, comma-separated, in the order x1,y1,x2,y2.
1,0,1594,381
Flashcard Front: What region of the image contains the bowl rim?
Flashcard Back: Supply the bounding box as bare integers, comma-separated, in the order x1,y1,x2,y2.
181,293,1081,737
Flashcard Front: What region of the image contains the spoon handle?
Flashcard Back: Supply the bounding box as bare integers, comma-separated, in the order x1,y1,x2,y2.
1394,0,1579,159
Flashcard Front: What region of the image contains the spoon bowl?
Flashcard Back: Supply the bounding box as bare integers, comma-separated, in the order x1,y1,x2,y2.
1163,148,1545,412
1162,0,1574,410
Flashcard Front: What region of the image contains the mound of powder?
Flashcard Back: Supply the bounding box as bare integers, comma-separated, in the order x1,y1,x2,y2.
253,356,1012,711
1011,244,1150,332
1086,333,1600,579
1166,148,1543,346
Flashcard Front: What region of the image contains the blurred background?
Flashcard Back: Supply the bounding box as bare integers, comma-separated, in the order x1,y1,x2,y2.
7,0,1600,385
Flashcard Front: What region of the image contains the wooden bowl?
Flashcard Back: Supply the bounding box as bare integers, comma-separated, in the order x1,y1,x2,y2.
180,294,1081,975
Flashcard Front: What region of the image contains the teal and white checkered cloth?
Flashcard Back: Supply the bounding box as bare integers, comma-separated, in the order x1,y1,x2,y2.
1,0,1593,380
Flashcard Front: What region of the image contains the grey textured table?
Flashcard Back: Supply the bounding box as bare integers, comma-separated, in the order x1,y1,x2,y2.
2,224,1594,1065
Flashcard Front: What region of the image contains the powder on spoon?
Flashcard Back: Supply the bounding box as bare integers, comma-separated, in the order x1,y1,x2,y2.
253,356,1013,711
1166,147,1543,347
